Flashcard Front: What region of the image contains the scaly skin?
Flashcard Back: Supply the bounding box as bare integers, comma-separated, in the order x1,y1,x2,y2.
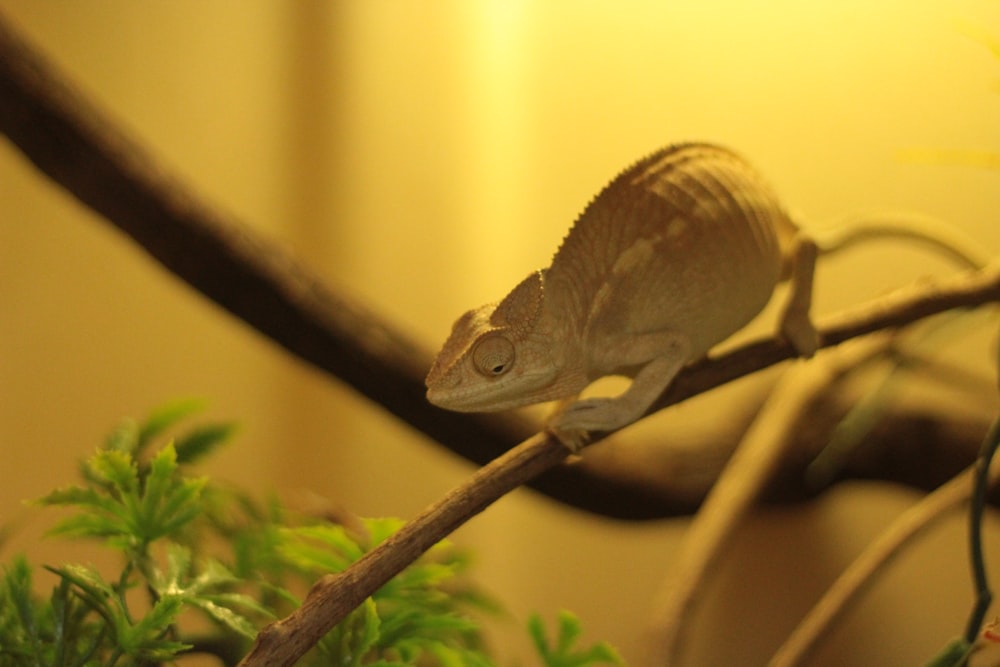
425,143,819,448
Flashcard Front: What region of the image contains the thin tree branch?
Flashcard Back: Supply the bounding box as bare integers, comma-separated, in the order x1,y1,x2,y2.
1,10,998,523
770,437,1000,667
647,336,891,666
240,432,568,667
241,287,1000,665
3,11,1000,664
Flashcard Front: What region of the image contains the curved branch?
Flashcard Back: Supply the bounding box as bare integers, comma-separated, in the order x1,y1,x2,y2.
241,280,1000,665
242,432,568,667
3,12,999,664
0,10,997,523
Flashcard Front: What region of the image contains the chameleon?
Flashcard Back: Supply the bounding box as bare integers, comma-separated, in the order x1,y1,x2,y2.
424,142,980,449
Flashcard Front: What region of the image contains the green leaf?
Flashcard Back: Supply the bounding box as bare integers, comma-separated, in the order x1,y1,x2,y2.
190,593,267,638
155,477,207,537
47,564,116,621
89,449,139,497
365,517,407,547
3,556,40,653
316,598,382,666
38,486,130,544
139,444,180,526
137,398,207,450
39,443,207,549
150,544,268,641
137,444,207,539
276,525,360,573
119,595,187,655
528,612,623,667
47,563,191,661
388,561,457,591
12,402,631,667
556,610,583,653
102,419,140,455
174,422,237,464
529,613,549,654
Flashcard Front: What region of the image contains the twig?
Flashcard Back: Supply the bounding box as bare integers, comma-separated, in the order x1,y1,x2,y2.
770,434,1000,667
235,276,1000,661
646,336,890,666
1,9,999,520
965,416,1000,643
239,432,568,667
0,6,527,473
3,9,1000,664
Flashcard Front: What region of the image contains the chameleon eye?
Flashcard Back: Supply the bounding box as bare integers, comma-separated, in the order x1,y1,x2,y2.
472,335,515,377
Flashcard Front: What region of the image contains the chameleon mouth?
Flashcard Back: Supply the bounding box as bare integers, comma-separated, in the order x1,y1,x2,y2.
425,385,496,412
425,381,535,413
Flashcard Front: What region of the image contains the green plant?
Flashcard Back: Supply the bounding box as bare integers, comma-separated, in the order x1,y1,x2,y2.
0,401,622,666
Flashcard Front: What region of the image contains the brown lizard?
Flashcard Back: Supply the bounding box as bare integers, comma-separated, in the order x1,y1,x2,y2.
424,142,980,449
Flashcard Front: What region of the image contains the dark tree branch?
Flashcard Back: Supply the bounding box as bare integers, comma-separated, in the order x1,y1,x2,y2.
0,8,534,466
0,10,997,525
240,312,1000,666
3,11,999,664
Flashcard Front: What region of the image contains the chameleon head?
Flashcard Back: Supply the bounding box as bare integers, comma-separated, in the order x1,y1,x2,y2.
425,271,563,412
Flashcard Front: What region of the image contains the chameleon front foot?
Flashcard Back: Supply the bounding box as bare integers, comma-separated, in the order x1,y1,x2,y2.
549,397,638,451
547,424,591,453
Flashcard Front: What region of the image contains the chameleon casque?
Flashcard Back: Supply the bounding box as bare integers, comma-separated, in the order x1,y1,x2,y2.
424,143,839,447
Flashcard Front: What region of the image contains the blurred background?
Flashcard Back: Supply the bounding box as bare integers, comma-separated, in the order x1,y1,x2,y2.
1,1,999,664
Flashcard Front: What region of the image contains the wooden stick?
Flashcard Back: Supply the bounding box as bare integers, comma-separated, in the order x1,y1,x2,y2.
0,8,997,526
647,336,891,665
240,433,568,666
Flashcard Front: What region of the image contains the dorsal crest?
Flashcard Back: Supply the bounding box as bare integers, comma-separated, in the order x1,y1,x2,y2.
489,270,544,339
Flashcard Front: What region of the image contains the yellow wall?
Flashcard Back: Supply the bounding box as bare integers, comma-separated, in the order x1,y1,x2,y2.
1,2,999,664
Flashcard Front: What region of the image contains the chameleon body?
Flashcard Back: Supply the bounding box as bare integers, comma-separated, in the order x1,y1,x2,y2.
425,143,820,446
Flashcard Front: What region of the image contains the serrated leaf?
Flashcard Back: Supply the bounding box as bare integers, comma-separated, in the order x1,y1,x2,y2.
138,444,179,529
201,590,272,619
46,564,119,632
37,485,107,508
39,485,132,543
138,444,207,540
160,542,193,591
3,556,38,647
40,444,206,549
150,545,268,641
154,477,207,537
103,419,140,454
45,514,129,542
121,595,184,649
88,450,138,496
50,564,115,601
187,596,259,639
